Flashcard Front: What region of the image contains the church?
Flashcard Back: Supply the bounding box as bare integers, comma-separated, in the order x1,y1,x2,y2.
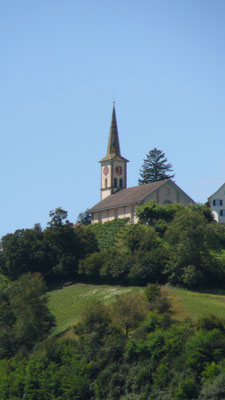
89,104,194,224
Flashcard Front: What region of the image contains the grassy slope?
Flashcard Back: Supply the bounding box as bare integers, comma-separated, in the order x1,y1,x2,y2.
48,283,143,335
166,286,225,321
48,283,225,336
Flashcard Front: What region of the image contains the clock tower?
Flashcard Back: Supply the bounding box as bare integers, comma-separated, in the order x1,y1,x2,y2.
99,103,129,200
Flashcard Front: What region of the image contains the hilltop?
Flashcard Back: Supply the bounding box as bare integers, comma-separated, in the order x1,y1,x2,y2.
1,203,225,398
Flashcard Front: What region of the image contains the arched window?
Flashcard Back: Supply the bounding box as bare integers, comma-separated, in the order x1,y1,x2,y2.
105,178,108,188
114,178,117,187
119,178,123,188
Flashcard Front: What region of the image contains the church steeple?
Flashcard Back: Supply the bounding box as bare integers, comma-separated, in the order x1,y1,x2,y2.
99,103,129,200
100,103,128,163
106,104,121,157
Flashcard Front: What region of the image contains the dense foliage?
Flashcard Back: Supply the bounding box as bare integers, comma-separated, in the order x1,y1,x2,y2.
0,208,98,281
0,272,55,359
1,204,225,290
76,209,92,225
79,203,225,289
2,288,225,399
1,201,225,399
87,218,129,250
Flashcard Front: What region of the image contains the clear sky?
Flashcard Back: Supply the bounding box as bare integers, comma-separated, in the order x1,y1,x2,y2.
1,0,225,238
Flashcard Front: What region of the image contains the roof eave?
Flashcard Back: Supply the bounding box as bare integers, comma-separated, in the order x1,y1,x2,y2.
89,200,143,213
99,156,129,163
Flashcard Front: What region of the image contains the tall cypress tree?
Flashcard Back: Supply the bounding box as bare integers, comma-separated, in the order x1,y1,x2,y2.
138,148,175,185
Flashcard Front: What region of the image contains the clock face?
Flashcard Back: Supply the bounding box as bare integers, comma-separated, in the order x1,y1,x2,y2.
115,166,123,175
103,167,109,176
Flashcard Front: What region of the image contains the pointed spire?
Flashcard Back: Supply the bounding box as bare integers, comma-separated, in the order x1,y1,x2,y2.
99,102,129,163
106,103,121,157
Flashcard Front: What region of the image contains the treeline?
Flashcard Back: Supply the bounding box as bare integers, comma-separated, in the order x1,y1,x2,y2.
1,204,225,399
1,203,225,289
2,286,225,399
0,208,98,282
83,203,225,289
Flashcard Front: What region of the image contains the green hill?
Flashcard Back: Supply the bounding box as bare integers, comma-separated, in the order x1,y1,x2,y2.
47,283,143,335
167,286,225,321
47,283,225,336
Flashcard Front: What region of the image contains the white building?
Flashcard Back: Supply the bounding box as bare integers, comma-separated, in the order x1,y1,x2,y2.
208,183,225,223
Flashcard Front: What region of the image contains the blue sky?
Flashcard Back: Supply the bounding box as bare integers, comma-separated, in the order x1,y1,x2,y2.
0,0,225,238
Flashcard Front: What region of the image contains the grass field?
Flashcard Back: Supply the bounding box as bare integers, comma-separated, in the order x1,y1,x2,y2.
47,283,225,336
47,283,143,335
166,286,225,321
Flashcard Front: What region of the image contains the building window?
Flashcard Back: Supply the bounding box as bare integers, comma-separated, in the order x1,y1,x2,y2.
114,178,117,187
213,199,223,206
105,178,108,188
220,210,225,216
119,178,123,188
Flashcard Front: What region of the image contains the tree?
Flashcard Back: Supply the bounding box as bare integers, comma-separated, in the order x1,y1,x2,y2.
76,209,91,225
136,201,183,225
145,283,161,303
0,224,48,280
110,293,147,338
164,209,222,288
78,251,104,279
0,208,98,282
145,283,171,313
115,224,160,255
74,225,98,259
0,273,55,358
188,203,215,223
75,300,111,337
0,291,16,359
138,148,175,185
43,208,85,279
128,246,168,285
88,218,129,250
74,300,125,364
199,371,225,400
48,207,70,228
6,272,55,349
